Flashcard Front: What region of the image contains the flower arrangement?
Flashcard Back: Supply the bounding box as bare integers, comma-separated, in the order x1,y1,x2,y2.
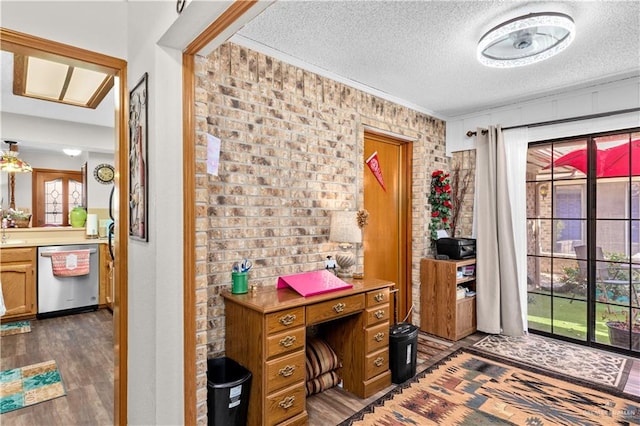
428,170,452,244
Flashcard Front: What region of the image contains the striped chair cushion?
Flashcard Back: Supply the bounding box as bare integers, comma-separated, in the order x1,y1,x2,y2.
305,370,341,396
305,337,341,380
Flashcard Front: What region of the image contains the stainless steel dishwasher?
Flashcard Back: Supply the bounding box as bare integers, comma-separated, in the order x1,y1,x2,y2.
37,244,99,318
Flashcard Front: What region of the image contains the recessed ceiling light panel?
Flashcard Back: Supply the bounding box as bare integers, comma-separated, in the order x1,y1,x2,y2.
477,12,575,68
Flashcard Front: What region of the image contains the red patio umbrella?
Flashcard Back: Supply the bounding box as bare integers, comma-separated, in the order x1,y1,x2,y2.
550,139,640,177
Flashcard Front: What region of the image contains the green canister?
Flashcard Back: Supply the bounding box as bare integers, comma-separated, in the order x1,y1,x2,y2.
70,206,87,228
231,272,248,294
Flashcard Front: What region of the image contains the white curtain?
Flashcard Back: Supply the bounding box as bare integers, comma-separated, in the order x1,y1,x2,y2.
474,126,528,336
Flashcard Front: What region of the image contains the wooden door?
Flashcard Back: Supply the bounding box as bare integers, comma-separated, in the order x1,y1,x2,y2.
364,132,412,323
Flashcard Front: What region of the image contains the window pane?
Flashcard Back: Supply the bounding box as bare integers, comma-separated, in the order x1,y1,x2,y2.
45,178,63,225
596,219,628,256
595,136,631,179
527,293,551,333
68,179,83,209
538,219,553,254
553,298,587,341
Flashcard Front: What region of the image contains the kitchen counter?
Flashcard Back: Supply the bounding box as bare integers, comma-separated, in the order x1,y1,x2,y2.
1,227,107,248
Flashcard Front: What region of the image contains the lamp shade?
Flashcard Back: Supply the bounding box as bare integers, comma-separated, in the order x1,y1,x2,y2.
1,143,32,173
329,210,362,244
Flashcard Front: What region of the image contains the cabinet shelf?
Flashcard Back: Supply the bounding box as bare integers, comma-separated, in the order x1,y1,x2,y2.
420,258,477,341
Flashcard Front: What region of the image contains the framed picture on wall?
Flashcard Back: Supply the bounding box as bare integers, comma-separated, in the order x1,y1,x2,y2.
128,72,148,241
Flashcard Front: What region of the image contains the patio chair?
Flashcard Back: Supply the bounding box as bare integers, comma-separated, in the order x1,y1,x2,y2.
574,245,640,306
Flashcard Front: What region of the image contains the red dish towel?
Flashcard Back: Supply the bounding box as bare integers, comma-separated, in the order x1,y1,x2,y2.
50,250,91,277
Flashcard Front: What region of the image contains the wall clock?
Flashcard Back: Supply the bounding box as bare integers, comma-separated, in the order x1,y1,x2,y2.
94,163,115,184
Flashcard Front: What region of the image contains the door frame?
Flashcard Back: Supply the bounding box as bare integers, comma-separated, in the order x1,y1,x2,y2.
0,28,129,425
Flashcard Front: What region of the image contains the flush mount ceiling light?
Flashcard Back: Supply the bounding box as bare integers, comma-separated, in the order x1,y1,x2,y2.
13,54,114,109
477,12,575,68
63,148,82,157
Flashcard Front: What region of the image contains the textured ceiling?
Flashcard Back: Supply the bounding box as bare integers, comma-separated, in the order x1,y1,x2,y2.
232,0,640,118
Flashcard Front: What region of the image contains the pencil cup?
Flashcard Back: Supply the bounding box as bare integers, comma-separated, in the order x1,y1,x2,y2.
231,272,248,294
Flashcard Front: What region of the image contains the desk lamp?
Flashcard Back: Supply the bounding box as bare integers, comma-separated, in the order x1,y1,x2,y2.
329,210,362,278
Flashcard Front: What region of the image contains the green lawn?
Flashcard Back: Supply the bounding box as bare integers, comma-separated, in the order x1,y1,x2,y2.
527,293,612,344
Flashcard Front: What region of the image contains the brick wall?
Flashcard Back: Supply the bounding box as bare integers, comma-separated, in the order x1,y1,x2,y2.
193,42,448,422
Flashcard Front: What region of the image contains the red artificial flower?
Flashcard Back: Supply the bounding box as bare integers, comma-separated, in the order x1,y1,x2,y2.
431,211,439,217
442,217,448,223
443,184,451,192
435,186,442,193
443,201,453,208
439,175,446,182
432,170,442,177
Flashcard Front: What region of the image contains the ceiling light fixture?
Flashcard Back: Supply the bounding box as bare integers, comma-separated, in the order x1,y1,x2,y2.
63,148,82,157
477,12,575,68
13,54,114,109
1,140,32,173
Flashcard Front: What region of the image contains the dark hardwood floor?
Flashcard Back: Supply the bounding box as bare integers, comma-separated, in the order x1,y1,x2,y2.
1,309,113,426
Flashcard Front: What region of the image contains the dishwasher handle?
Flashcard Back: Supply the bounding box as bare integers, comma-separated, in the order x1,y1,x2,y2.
40,248,97,257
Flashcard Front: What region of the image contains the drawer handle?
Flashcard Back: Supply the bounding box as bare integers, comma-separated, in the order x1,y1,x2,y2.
279,365,296,377
333,302,346,313
278,395,295,410
374,293,385,302
374,309,385,319
279,314,296,326
374,356,384,367
374,332,385,342
279,335,297,348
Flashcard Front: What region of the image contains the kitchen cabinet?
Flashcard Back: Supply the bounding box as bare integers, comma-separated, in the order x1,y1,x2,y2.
99,243,114,310
420,258,476,341
1,247,37,321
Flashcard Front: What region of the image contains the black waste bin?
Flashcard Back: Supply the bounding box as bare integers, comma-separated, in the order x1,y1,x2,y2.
207,357,252,426
389,322,418,384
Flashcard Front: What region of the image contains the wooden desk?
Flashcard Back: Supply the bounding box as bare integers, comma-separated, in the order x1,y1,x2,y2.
223,277,394,426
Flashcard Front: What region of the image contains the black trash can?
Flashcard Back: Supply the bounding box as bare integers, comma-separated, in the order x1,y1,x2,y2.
389,322,419,384
207,357,252,426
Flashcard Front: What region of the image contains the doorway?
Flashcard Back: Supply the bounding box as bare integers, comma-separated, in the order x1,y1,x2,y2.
526,129,640,355
0,28,129,423
363,131,413,322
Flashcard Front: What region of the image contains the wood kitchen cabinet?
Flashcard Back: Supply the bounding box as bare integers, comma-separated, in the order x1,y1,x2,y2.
420,258,476,341
1,247,37,321
99,243,114,310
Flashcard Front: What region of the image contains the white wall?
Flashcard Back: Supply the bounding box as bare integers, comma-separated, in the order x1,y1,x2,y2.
446,77,640,154
1,1,186,423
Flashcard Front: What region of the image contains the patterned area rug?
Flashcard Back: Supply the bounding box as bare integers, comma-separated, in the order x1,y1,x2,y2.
340,350,640,425
0,321,31,337
472,334,631,390
0,360,66,414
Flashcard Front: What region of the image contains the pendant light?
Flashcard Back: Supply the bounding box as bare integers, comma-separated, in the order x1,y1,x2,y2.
477,12,575,68
1,140,33,173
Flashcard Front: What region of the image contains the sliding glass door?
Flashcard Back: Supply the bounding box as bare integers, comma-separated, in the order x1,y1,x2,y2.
526,129,639,354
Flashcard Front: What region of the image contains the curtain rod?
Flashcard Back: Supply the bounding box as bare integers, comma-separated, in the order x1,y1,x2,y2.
465,107,640,138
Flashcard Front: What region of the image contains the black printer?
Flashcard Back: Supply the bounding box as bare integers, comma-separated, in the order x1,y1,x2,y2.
436,238,476,259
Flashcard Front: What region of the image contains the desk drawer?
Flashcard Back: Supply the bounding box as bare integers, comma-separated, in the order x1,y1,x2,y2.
265,350,305,394
365,304,390,326
365,348,389,380
365,322,389,354
306,294,365,325
366,288,390,307
266,327,305,359
265,382,306,426
266,307,305,335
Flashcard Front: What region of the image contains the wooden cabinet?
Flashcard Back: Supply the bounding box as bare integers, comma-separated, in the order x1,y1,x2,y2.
223,278,393,426
420,258,476,341
1,247,37,321
99,244,114,310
